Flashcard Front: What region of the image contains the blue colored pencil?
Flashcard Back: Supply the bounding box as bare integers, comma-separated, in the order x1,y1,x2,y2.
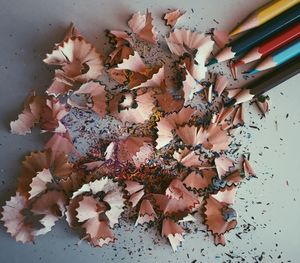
246,39,300,74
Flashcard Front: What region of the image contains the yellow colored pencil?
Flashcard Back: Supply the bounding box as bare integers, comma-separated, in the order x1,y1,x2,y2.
230,0,300,36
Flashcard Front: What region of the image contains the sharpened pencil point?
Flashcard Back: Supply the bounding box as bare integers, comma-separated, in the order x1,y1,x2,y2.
229,27,241,37
224,98,236,108
235,60,245,67
246,69,260,75
205,58,218,67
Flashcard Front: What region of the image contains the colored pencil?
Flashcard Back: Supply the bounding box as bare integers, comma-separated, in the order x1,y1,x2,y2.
225,58,300,107
230,0,300,36
246,39,300,74
206,4,300,66
238,22,300,65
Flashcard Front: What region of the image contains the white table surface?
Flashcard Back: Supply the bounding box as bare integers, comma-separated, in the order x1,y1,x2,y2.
0,0,299,262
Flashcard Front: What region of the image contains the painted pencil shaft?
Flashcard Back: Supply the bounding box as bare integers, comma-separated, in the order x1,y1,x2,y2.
212,4,300,65
239,22,300,64
231,58,300,106
249,39,300,74
230,0,300,36
231,5,300,54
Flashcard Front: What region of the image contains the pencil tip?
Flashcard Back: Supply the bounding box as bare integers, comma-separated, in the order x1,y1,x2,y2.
229,27,241,37
235,60,245,67
224,98,236,108
246,69,259,75
206,58,218,67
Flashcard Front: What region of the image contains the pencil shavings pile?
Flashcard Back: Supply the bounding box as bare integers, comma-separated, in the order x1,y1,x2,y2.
1,10,268,251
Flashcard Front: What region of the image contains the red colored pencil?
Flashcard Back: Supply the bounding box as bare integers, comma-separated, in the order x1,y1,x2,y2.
206,5,300,66
238,22,300,65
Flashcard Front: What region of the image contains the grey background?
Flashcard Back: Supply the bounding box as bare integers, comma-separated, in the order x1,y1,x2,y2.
0,0,299,262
